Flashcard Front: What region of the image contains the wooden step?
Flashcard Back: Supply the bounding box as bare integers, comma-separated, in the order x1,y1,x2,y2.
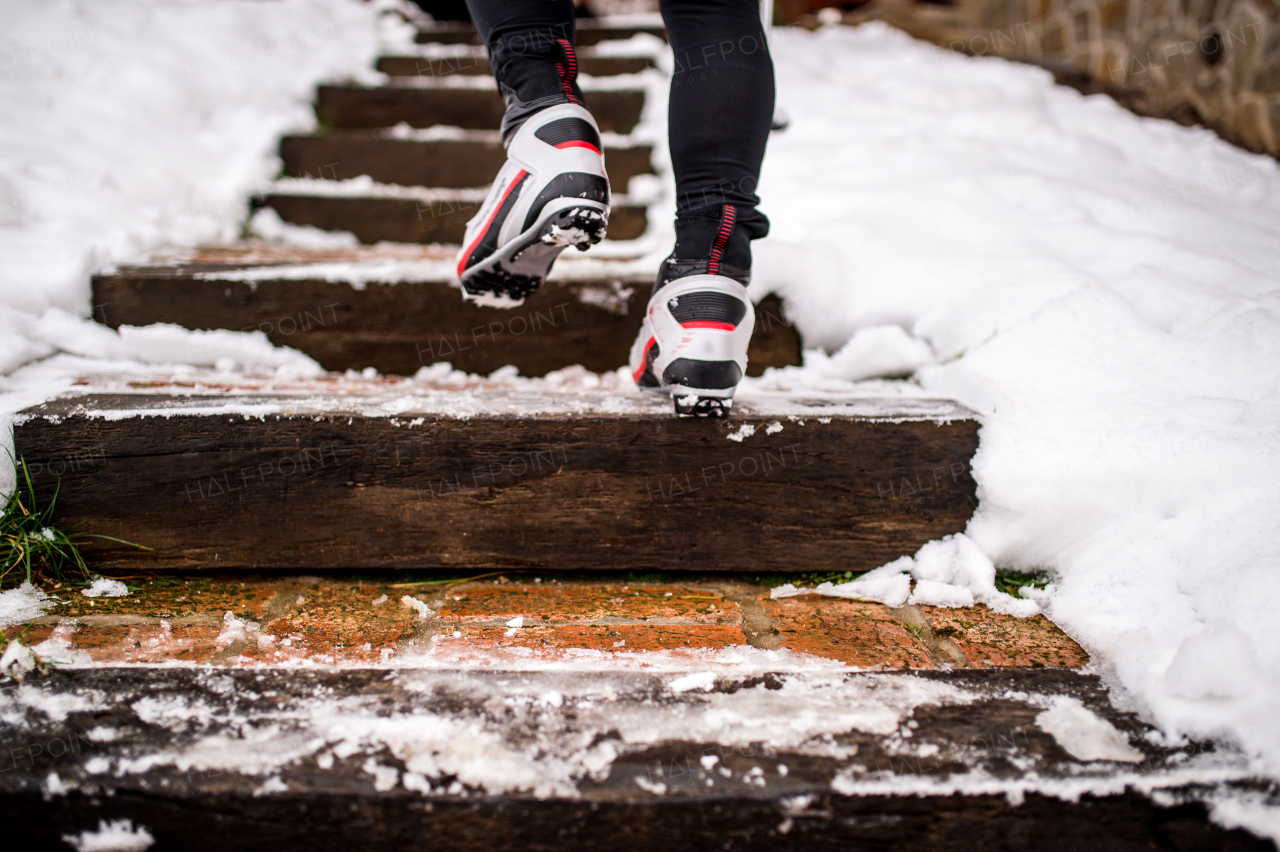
258,189,648,244
3,667,1266,851
414,22,668,46
92,246,801,377
376,53,654,78
14,379,979,572
316,84,645,133
279,131,654,190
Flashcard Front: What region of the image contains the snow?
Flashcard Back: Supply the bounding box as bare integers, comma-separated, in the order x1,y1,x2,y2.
81,577,128,598
401,595,435,619
0,0,400,374
0,582,55,628
755,21,1280,816
61,819,154,852
1035,696,1144,763
0,4,1275,837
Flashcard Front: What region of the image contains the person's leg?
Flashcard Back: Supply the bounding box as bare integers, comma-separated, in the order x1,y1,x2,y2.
659,0,774,286
455,1,610,301
630,0,774,416
467,0,585,144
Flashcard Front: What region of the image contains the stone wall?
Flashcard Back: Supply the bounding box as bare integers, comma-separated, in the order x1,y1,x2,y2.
808,0,1280,156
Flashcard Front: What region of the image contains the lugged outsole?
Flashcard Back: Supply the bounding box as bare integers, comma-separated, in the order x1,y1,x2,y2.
461,205,607,302
673,394,733,418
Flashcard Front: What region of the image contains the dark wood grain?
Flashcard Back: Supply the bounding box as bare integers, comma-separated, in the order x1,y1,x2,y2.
91,269,801,377
279,133,654,190
376,55,654,78
413,23,668,46
15,395,979,572
316,85,646,134
259,194,648,244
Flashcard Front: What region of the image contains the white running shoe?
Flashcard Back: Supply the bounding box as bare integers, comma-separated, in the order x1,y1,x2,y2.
456,103,610,302
629,274,756,417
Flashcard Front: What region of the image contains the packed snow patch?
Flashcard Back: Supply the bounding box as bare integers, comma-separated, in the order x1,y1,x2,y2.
61,818,154,852
401,595,435,619
759,23,1280,806
0,582,54,628
1036,696,1144,763
81,577,129,598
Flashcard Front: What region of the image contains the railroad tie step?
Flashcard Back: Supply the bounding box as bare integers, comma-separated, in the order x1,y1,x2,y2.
91,246,801,377
256,187,648,244
14,380,980,572
1,665,1268,851
316,84,646,133
376,51,655,79
413,21,669,47
279,131,655,190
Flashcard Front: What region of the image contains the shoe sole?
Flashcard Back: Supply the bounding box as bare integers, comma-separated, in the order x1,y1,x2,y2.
461,200,608,303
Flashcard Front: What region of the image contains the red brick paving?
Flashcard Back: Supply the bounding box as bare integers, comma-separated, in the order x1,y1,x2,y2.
765,596,936,669
920,605,1089,668
9,578,1086,670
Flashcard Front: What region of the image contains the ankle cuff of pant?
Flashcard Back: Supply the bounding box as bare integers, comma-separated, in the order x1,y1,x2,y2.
489,30,585,142
673,210,752,272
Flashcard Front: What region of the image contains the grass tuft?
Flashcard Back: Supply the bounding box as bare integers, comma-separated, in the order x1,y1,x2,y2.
1,456,150,590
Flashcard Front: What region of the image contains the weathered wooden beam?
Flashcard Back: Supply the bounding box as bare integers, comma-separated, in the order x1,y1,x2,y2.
258,194,649,244
0,668,1267,851
413,23,668,46
316,85,646,133
279,133,655,190
91,267,801,378
376,54,654,78
14,392,979,572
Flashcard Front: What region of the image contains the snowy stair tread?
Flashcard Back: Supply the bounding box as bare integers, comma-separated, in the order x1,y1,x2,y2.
2,667,1267,851
413,20,668,46
279,131,655,189
257,189,648,245
376,52,655,78
315,84,646,133
90,246,802,377
13,376,979,572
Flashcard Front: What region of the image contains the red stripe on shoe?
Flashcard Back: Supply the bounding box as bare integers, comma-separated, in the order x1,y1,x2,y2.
554,140,602,155
632,336,656,384
680,321,737,331
457,169,529,278
708,204,736,276
556,39,579,105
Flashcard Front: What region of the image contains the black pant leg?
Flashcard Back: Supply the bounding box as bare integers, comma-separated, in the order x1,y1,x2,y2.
660,0,774,275
465,0,583,143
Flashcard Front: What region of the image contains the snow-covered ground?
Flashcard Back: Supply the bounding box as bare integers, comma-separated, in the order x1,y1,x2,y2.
753,22,1280,839
1,0,1278,841
0,0,403,375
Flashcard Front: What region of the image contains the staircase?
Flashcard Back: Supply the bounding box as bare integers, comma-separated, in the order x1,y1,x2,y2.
5,16,1264,851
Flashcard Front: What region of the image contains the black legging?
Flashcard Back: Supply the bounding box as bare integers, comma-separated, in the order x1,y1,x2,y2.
467,0,773,272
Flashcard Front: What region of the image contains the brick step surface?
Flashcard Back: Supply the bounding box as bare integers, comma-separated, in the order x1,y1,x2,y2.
258,191,649,244
9,576,1088,669
279,131,654,190
414,22,668,46
14,376,980,572
377,53,654,78
317,84,646,133
92,246,801,377
1,662,1267,851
